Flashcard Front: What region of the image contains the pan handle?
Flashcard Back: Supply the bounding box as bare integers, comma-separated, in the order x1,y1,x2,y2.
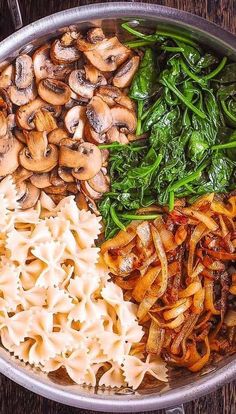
7,0,23,30
165,404,185,414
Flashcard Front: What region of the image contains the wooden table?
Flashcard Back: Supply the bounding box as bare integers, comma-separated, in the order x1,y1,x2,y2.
0,1,235,413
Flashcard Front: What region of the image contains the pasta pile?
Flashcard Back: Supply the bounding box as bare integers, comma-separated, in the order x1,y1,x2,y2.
0,176,167,389
102,194,236,373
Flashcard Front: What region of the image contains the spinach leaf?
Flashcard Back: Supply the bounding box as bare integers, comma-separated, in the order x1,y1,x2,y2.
129,48,158,100
188,131,209,163
217,63,236,83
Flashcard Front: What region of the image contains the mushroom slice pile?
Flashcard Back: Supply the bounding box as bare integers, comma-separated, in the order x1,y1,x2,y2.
0,26,141,212
19,131,58,172
59,140,102,180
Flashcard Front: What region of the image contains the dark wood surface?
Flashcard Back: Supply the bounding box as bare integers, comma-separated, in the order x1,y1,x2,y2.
0,1,235,413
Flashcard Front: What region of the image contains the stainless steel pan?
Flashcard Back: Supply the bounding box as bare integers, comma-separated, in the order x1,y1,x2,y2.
0,3,236,412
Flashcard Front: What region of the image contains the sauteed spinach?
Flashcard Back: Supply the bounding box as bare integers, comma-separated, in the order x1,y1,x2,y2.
100,24,236,239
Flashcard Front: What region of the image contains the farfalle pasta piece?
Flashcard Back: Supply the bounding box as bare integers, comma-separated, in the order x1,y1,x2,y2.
19,259,45,290
46,287,73,313
67,274,99,322
20,286,46,310
122,355,168,390
12,338,35,363
0,262,20,309
6,229,31,263
43,348,90,385
46,216,77,256
28,309,71,364
0,176,18,210
57,197,101,248
72,247,100,275
32,241,66,287
0,310,32,345
99,361,126,388
99,331,131,364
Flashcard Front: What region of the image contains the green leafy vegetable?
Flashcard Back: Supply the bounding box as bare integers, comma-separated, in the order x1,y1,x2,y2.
99,24,236,238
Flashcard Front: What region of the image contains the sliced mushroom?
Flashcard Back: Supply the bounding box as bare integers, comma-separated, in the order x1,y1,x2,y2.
86,96,112,134
7,114,16,131
69,69,94,99
95,85,135,111
14,129,26,144
48,127,68,145
50,168,65,186
44,184,68,195
38,79,71,105
113,56,140,88
0,64,13,88
0,111,7,137
64,105,86,140
58,166,74,183
15,55,34,89
15,181,27,200
88,170,110,193
66,182,78,194
16,98,61,130
101,148,109,166
19,131,58,172
84,37,130,72
33,44,73,81
59,140,102,180
46,193,65,205
106,126,129,144
30,172,51,188
75,192,89,210
84,64,99,84
87,28,105,44
8,82,37,106
80,180,102,200
84,121,106,145
111,106,137,133
0,89,13,114
50,39,80,64
34,109,57,132
61,31,80,46
12,166,33,183
17,182,40,209
0,134,23,176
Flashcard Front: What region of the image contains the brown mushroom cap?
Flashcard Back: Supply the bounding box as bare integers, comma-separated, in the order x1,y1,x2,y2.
75,192,89,210
59,141,102,180
16,181,27,200
106,126,129,144
15,54,34,89
0,134,23,176
33,44,73,81
12,166,33,183
34,109,57,132
58,166,75,183
38,79,71,105
86,96,112,134
84,121,106,145
30,172,51,188
0,64,13,89
44,184,68,195
16,98,61,130
17,182,40,209
113,56,140,89
48,128,69,145
8,82,37,106
64,105,86,139
50,39,80,64
50,168,65,186
111,105,137,133
80,180,102,200
88,170,110,193
95,85,135,111
86,28,105,44
0,111,8,137
19,131,59,172
84,37,130,72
